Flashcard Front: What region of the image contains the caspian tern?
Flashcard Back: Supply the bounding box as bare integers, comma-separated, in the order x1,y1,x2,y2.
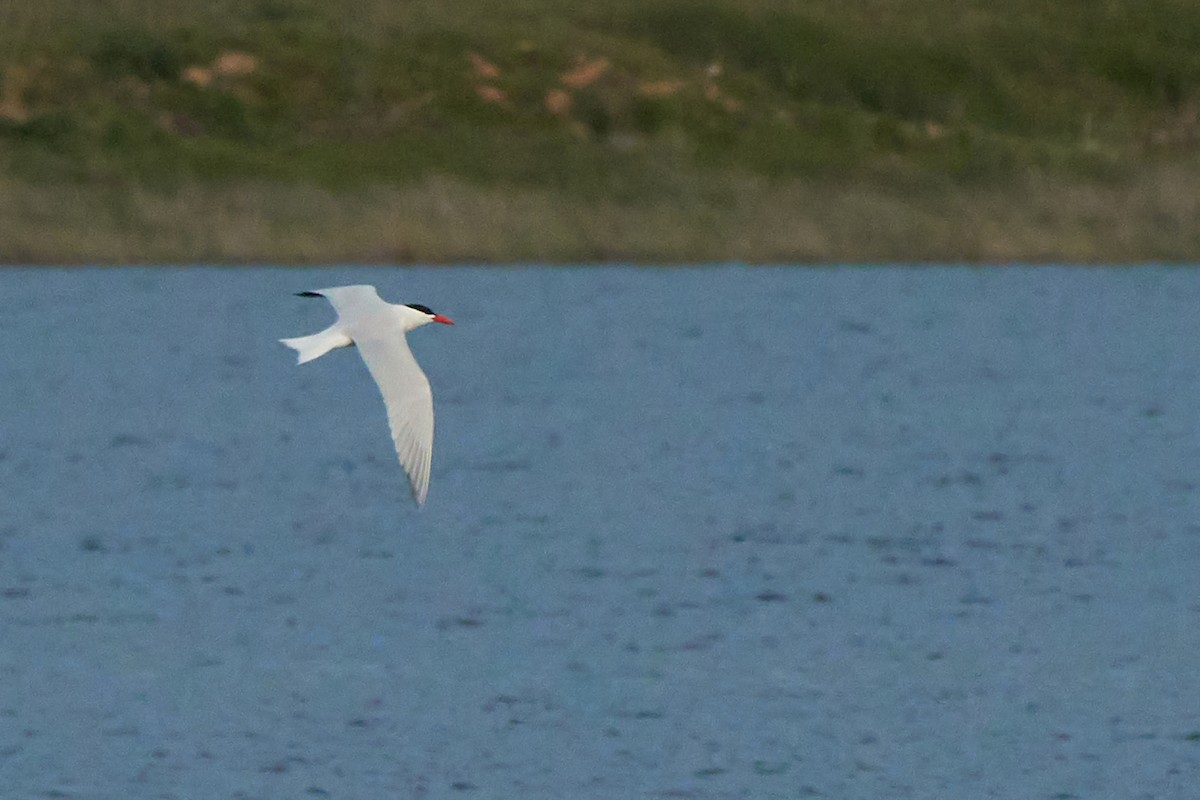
280,285,454,505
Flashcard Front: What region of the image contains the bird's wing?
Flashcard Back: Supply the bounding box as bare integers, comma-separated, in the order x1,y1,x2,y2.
353,324,435,505
309,285,386,322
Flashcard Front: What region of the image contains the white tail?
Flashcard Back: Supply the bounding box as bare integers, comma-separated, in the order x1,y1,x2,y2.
279,325,353,365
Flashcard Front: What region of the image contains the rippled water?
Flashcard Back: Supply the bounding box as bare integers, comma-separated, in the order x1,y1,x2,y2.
3,265,1199,798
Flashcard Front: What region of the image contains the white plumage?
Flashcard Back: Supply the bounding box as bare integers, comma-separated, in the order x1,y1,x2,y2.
280,285,454,505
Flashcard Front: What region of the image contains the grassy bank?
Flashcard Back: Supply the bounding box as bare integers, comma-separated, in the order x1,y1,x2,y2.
2,0,1200,262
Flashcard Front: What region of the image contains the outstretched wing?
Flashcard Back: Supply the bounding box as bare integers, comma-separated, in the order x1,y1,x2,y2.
353,325,435,505
301,285,386,322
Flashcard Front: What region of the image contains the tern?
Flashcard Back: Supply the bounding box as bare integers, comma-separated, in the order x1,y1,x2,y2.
280,285,454,505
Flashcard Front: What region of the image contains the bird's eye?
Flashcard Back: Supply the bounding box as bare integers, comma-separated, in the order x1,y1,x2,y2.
406,303,434,315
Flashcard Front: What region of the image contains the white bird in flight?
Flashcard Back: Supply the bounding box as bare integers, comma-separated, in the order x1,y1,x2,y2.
280,285,454,505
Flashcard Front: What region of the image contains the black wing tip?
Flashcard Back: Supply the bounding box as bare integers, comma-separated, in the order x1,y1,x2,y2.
295,291,324,298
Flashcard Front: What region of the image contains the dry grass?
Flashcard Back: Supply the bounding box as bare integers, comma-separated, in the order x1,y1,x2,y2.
3,169,1198,264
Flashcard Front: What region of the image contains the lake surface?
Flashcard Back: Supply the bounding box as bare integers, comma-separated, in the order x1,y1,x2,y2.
2,265,1199,799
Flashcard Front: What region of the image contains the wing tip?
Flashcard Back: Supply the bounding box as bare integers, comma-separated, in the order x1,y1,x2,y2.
409,477,428,507
408,463,431,507
295,291,324,298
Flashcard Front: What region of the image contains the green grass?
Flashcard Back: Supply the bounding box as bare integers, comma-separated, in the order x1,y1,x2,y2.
2,0,1200,261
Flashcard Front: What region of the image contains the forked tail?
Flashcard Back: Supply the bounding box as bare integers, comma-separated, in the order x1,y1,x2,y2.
279,326,353,364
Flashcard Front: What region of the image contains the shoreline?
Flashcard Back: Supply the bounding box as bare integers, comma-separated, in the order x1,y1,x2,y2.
3,170,1198,265
5,1,1200,265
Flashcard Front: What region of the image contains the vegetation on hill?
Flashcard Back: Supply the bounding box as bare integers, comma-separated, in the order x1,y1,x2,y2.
2,0,1200,262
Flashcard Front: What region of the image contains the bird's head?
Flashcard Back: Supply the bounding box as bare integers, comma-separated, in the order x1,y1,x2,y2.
404,303,455,329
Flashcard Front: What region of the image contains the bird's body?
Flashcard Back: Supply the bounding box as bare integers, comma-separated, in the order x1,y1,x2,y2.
280,285,454,505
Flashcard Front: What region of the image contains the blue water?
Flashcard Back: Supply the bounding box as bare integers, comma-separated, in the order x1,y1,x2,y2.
3,266,1199,798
